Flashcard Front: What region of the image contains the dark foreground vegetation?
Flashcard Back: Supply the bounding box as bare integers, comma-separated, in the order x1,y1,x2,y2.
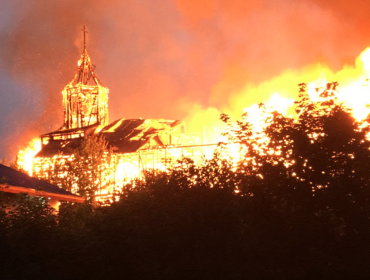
2,83,370,279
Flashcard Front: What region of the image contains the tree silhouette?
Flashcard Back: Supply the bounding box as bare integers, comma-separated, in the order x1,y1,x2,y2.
221,83,370,277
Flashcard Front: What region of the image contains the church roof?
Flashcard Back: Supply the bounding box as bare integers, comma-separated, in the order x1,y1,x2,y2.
36,119,184,157
101,118,183,153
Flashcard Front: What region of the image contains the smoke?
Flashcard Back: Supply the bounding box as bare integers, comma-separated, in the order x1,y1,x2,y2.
1,0,370,160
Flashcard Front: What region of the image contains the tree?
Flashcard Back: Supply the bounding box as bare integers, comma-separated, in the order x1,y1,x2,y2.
221,82,370,277
47,134,113,202
223,82,370,200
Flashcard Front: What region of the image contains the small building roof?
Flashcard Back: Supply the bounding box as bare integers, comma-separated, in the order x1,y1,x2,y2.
0,164,84,203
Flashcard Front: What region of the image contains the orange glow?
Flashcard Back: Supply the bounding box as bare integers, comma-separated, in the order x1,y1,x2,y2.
185,47,370,149
17,138,41,176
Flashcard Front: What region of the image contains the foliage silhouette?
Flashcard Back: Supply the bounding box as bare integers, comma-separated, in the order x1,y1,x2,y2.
1,83,370,279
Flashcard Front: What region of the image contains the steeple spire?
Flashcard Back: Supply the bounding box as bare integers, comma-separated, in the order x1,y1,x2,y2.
66,26,103,86
62,26,109,129
81,25,88,51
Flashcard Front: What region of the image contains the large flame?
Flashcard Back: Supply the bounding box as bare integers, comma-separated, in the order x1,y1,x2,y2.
17,138,41,176
185,47,370,148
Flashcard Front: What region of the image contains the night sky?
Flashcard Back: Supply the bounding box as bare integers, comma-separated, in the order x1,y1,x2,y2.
1,0,370,161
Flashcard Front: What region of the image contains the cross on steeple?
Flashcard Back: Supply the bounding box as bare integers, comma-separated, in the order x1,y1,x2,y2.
81,25,88,50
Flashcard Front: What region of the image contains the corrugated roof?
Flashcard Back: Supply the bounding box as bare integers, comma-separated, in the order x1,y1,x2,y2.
36,118,184,157
0,164,81,198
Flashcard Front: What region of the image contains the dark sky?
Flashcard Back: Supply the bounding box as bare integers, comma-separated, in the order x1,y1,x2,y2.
1,0,370,160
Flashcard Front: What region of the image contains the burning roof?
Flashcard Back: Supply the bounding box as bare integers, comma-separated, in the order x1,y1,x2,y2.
36,118,185,157
101,118,184,153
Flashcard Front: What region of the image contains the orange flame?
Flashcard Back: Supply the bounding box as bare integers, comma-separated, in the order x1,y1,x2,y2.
17,138,42,176
185,47,370,150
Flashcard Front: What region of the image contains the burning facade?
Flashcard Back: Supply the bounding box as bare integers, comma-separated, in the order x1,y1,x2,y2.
29,30,206,202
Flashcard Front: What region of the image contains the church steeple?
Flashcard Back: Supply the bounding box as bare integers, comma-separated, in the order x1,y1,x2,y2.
62,26,109,130
68,26,104,87
69,48,104,86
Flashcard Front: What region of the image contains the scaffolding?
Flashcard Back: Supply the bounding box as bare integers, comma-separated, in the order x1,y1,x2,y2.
33,130,217,202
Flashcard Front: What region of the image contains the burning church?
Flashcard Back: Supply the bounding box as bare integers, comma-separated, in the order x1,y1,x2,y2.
28,27,206,202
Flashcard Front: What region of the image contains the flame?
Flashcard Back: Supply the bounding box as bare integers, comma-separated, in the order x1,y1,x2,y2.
115,160,140,185
185,47,370,148
17,138,41,176
259,47,370,123
211,47,370,163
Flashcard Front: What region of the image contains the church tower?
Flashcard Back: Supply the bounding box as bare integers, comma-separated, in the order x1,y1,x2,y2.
62,26,109,129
